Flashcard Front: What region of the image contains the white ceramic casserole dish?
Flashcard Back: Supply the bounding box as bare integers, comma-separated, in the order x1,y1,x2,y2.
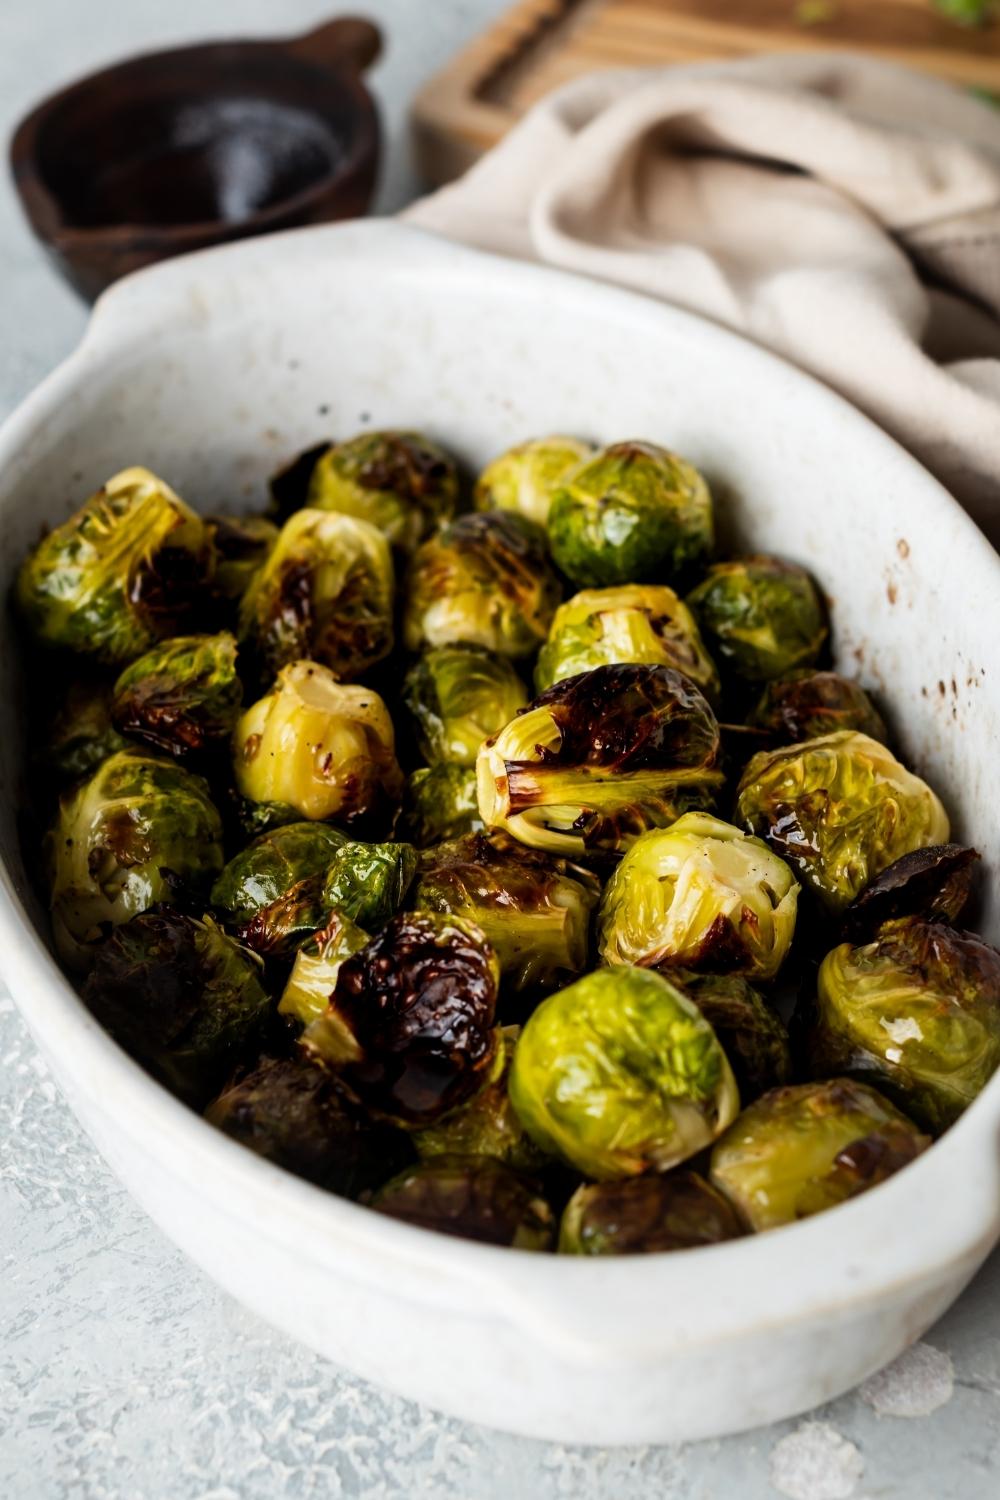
1,221,999,1446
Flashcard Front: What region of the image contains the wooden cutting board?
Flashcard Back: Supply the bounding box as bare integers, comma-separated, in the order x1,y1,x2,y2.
412,0,1000,184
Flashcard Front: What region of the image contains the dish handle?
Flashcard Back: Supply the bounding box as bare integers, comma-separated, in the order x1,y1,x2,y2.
281,15,382,75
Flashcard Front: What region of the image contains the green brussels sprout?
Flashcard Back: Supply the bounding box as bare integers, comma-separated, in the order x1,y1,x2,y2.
709,1078,929,1232
403,511,561,659
535,583,720,699
371,1156,555,1249
509,967,739,1180
233,661,403,830
477,664,724,858
750,670,887,744
206,1053,412,1194
474,435,594,528
302,911,499,1126
15,466,213,666
110,632,243,758
205,514,278,604
48,749,224,970
321,840,418,929
597,813,798,981
546,440,713,588
735,730,950,913
238,508,394,680
402,646,528,767
211,822,348,927
809,918,1000,1133
559,1170,743,1256
413,1027,550,1171
841,844,980,944
81,911,270,1106
686,556,827,683
41,676,127,785
681,974,792,1103
278,911,369,1027
306,430,459,551
403,765,484,847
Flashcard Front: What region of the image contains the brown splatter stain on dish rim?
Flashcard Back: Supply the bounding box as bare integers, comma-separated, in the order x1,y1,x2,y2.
897,537,910,559
886,580,898,606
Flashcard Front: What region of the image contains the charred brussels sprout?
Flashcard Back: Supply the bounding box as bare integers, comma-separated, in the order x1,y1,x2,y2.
233,661,403,829
404,765,484,847
547,440,713,588
682,975,792,1102
278,912,369,1027
477,664,724,858
16,467,213,666
41,676,127,785
82,911,270,1106
751,670,886,744
211,822,347,927
686,556,827,683
597,813,798,980
709,1078,929,1231
841,844,979,943
110,632,242,758
371,1156,555,1249
321,840,418,929
510,967,739,1179
413,1027,550,1171
403,511,561,659
474,436,594,529
403,646,528,766
307,430,459,551
560,1170,743,1255
206,514,278,606
736,730,950,913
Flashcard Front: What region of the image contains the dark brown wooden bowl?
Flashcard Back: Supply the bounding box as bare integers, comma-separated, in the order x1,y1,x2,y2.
9,15,382,301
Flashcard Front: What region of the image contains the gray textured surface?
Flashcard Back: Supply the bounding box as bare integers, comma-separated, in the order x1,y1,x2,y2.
1,3,1000,1496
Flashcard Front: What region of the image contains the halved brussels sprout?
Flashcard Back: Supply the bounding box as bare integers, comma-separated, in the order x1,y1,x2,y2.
414,1027,550,1171
841,844,980,944
16,467,213,665
403,511,561,658
321,840,418,929
547,441,713,588
206,514,278,605
403,765,484,848
41,676,127,785
750,670,886,744
535,583,720,699
559,1170,743,1256
233,661,403,829
403,646,528,766
81,911,270,1106
306,430,459,551
681,974,792,1103
474,436,594,529
735,730,950,913
686,556,827,683
111,632,242,758
278,911,369,1028
48,749,224,969
709,1078,929,1231
211,822,347,927
371,1156,555,1249
597,813,798,981
509,967,739,1179
477,664,724,858
238,508,394,680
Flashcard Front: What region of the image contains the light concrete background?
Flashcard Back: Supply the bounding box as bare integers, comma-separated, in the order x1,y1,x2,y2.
1,3,999,1497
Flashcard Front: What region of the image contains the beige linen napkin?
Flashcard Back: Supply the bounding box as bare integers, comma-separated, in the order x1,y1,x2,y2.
405,53,1000,545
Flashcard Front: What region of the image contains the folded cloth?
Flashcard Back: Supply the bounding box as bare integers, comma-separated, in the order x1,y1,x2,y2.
404,53,1000,546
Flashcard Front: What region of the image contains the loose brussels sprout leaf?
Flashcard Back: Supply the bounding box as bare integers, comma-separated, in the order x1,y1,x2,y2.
709,1078,928,1231
321,840,418,929
686,556,827,684
307,430,459,551
403,511,561,659
509,967,739,1179
206,1053,412,1194
48,749,224,970
111,632,243,758
750,670,887,744
535,583,720,699
840,844,980,944
413,1027,551,1171
559,1169,743,1255
735,730,950,913
810,918,1000,1133
41,676,127,785
212,822,348,926
681,974,792,1103
597,812,798,981
477,664,724,858
371,1156,555,1249
547,440,713,588
82,911,270,1107
403,765,484,848
403,646,528,767
15,467,213,666
234,874,332,959
206,514,279,605
474,435,594,529
278,911,369,1028
303,911,499,1126
412,830,600,994
238,508,394,680
233,661,403,830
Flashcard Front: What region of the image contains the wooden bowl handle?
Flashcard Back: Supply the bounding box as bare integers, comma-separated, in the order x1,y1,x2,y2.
284,15,382,74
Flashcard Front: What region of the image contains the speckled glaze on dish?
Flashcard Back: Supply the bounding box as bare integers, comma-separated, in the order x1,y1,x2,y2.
0,222,998,1446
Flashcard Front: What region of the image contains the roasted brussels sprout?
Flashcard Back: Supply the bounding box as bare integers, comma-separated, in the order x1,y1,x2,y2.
681,974,792,1102
559,1170,743,1255
278,911,369,1027
709,1078,929,1231
735,730,950,913
211,822,347,927
535,583,720,699
233,661,403,829
306,430,459,551
477,664,724,857
414,1027,550,1171
48,749,224,969
404,765,484,847
16,467,213,666
686,556,827,683
750,670,886,744
371,1156,555,1249
597,813,798,980
841,844,980,943
110,632,242,758
509,967,739,1179
82,911,270,1106
321,840,418,929
41,676,127,785
206,514,278,604
547,441,713,588
474,436,594,529
402,646,528,766
238,508,394,680
403,511,561,658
